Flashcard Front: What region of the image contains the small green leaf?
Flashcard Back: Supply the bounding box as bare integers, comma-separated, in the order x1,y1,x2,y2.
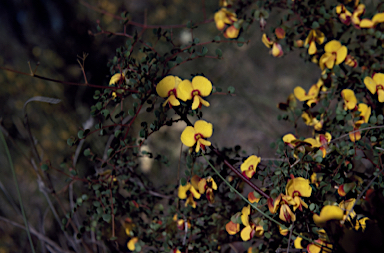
215,48,222,58
41,164,49,171
180,177,187,186
237,37,245,47
102,214,112,223
201,47,208,56
213,35,221,42
78,130,85,139
83,149,91,156
227,86,235,94
309,203,316,211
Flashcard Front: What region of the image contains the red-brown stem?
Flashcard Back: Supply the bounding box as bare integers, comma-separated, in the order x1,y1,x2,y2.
211,147,270,199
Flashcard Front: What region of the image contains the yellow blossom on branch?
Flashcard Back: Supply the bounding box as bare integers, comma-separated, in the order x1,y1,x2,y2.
336,4,352,25
180,120,213,153
341,89,357,110
313,205,344,227
197,176,218,203
127,237,139,251
224,25,240,38
178,182,201,208
156,75,182,107
364,72,384,102
225,220,240,235
240,155,261,179
177,76,213,110
359,12,384,28
304,29,325,55
349,103,371,142
262,34,283,57
109,73,125,99
214,8,237,30
319,40,348,70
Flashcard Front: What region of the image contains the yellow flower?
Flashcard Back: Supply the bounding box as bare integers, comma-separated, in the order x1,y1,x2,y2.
313,205,344,227
214,8,237,30
351,4,365,27
109,73,125,99
350,103,371,142
267,194,281,214
240,155,261,179
240,224,264,241
307,239,333,253
286,176,312,198
302,112,323,130
355,217,369,231
275,27,285,39
241,205,251,226
364,73,384,102
177,76,213,110
178,182,201,208
304,29,325,55
224,25,240,38
181,120,213,153
279,225,289,236
294,236,303,249
336,4,352,25
262,34,283,57
341,89,357,110
156,75,182,107
248,191,261,203
344,55,357,68
339,198,356,221
197,176,217,203
279,203,296,223
127,237,138,251
225,220,240,235
304,132,332,158
360,13,384,28
124,218,135,236
319,40,348,70
294,84,320,107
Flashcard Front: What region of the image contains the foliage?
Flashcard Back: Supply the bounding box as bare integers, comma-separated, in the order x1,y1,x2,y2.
2,0,384,252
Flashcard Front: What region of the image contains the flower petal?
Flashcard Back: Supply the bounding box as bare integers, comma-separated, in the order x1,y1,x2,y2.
181,126,196,147
226,221,240,235
364,76,377,94
110,73,124,85
192,95,200,110
241,226,252,241
157,76,177,97
191,76,213,96
324,40,341,53
178,183,191,199
378,89,384,102
335,45,348,65
168,94,180,106
372,13,384,24
286,177,312,197
313,205,344,227
341,89,357,110
127,237,138,251
360,18,374,28
373,73,384,86
198,96,210,108
176,80,194,101
194,120,213,138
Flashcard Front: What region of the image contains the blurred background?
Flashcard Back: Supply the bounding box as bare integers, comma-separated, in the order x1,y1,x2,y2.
0,0,318,251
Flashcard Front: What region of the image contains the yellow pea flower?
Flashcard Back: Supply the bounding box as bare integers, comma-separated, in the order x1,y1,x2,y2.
224,25,240,39
350,103,371,142
360,13,384,28
156,75,182,107
364,73,384,102
319,40,348,70
214,8,237,30
109,73,125,99
197,176,217,203
279,203,296,223
341,89,357,110
313,205,344,227
279,225,289,236
336,4,352,25
127,237,139,251
180,120,213,153
240,155,261,179
286,176,312,198
302,112,323,130
248,191,261,203
294,84,320,107
177,76,213,110
240,224,264,241
304,29,325,55
262,34,283,57
307,239,333,253
178,182,201,208
225,220,240,235
339,198,356,221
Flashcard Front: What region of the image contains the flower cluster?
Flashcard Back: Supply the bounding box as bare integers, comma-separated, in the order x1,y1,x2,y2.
214,8,241,38
156,75,213,110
